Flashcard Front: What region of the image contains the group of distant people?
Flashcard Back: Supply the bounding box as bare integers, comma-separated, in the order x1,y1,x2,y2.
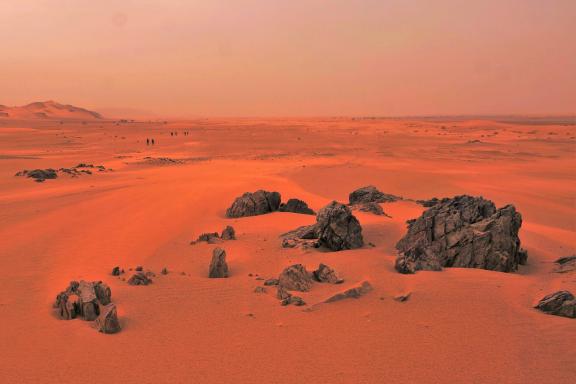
145,130,190,146
170,131,189,136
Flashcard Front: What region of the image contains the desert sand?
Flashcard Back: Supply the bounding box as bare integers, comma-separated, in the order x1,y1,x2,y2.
0,115,574,383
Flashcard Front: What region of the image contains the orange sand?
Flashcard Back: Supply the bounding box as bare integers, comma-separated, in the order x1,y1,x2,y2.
0,117,574,383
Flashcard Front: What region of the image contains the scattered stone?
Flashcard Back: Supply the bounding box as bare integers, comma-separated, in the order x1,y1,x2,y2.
554,255,576,273
278,198,315,215
161,267,168,275
111,266,122,276
351,202,390,216
221,225,236,240
395,195,527,273
278,264,313,292
193,232,220,244
534,291,575,319
281,296,306,306
324,281,373,303
135,266,143,271
315,202,364,251
15,168,58,182
95,304,121,334
264,278,279,286
225,190,281,218
394,292,411,302
349,186,401,205
208,247,229,278
254,286,267,294
127,272,152,285
313,264,344,284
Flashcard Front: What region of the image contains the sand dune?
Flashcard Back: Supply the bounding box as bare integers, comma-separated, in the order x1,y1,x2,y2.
0,116,574,383
0,101,102,120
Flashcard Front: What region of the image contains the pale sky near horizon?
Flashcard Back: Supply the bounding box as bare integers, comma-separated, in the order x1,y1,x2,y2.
1,0,575,117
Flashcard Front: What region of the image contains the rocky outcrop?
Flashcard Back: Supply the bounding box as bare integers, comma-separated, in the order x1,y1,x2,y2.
193,232,220,244
279,199,315,215
349,186,400,205
53,280,121,333
225,190,281,218
16,164,110,182
534,291,575,319
315,202,364,251
278,264,313,292
282,201,364,251
221,225,236,240
324,281,373,303
313,264,343,284
351,202,390,216
15,169,57,182
395,195,526,274
208,247,229,278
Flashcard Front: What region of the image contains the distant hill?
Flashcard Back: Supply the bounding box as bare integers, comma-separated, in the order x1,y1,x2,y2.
0,101,103,120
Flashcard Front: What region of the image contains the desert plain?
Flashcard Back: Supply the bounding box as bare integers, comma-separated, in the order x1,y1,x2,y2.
0,113,575,383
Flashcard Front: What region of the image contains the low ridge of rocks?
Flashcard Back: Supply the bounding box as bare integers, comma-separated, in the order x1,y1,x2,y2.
534,291,575,318
16,163,110,182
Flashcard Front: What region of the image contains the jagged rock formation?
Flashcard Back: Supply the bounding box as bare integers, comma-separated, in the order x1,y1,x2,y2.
193,232,220,244
281,201,364,251
395,195,527,274
221,225,236,240
351,202,390,217
324,281,373,303
349,186,401,205
15,169,57,182
225,190,281,218
278,264,313,291
15,164,110,182
53,280,121,334
534,291,575,319
208,247,229,278
313,264,344,284
278,199,315,215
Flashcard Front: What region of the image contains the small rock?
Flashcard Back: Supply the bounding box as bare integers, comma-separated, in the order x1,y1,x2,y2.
553,255,576,273
208,247,229,278
95,304,121,334
221,225,236,240
324,281,373,303
264,278,279,286
281,296,306,306
394,292,411,302
278,264,313,292
349,186,400,205
254,286,267,294
193,232,220,244
225,190,281,218
135,266,143,272
127,272,153,285
534,291,575,319
111,266,121,276
313,264,343,284
161,267,168,275
278,198,315,215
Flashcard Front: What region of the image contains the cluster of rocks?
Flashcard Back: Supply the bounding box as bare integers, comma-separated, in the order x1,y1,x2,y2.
53,280,121,334
225,190,314,217
191,225,236,244
395,195,527,274
16,163,109,182
534,291,575,318
112,265,155,285
282,201,364,251
348,185,399,216
267,263,345,306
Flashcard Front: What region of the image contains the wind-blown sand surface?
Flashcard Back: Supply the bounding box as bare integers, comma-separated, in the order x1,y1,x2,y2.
0,117,574,383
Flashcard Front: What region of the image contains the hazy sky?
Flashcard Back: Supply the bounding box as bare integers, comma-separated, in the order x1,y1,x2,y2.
1,0,575,117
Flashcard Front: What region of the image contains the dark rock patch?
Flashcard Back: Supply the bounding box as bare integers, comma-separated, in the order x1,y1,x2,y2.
127,272,153,286
324,281,373,303
313,264,343,284
554,255,576,273
209,247,229,278
534,291,575,319
278,264,313,292
278,198,315,215
395,195,526,274
226,190,281,218
221,225,236,240
349,186,401,205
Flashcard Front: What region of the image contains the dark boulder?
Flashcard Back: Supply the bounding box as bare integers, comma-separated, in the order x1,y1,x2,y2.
313,264,343,284
315,202,364,251
278,264,313,292
15,168,58,182
554,255,576,273
95,304,122,334
127,272,153,285
221,225,236,240
534,291,575,319
208,247,229,278
395,195,526,273
349,186,400,205
279,199,315,215
193,232,220,244
225,190,281,218
281,296,306,306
